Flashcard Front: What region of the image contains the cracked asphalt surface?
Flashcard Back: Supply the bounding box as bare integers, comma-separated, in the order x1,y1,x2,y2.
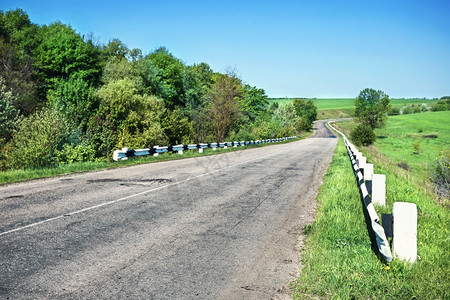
0,121,337,299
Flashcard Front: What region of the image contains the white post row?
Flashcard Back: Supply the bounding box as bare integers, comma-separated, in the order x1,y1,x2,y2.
393,202,418,263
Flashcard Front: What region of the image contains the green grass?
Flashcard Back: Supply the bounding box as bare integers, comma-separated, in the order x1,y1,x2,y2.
292,114,449,299
0,133,311,185
336,111,450,185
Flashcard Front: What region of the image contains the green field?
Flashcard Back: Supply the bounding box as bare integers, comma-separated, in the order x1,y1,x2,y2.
293,111,449,299
268,98,440,120
337,111,450,184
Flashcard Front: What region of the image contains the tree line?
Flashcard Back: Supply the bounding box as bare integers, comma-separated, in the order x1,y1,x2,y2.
0,9,317,170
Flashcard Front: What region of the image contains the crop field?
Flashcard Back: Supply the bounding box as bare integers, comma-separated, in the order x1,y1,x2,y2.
293,111,449,299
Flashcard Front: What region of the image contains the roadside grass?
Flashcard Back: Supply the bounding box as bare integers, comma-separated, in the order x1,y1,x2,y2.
292,136,449,299
0,132,311,186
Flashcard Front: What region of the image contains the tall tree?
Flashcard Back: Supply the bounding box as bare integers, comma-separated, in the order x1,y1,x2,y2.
241,84,269,123
207,73,243,141
143,47,185,108
0,9,39,114
35,22,101,91
354,88,390,129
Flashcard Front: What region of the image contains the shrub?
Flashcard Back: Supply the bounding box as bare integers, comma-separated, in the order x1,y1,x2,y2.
431,152,449,201
6,108,68,169
402,107,412,114
431,100,450,111
387,107,400,116
412,140,421,154
55,143,96,164
350,124,376,146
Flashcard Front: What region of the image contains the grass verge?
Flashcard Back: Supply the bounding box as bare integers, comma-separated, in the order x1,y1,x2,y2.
292,133,449,298
0,132,311,186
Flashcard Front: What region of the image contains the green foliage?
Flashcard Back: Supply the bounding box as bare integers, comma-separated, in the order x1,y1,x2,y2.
240,84,269,123
144,47,186,108
6,108,68,169
273,102,300,135
161,108,191,145
207,73,243,141
0,78,21,145
388,107,400,116
431,99,450,111
355,88,390,129
412,140,421,154
35,22,101,89
350,124,376,146
55,143,96,164
431,152,449,200
292,98,317,131
49,75,98,130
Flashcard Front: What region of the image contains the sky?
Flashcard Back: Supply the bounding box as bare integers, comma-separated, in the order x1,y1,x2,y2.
1,0,449,98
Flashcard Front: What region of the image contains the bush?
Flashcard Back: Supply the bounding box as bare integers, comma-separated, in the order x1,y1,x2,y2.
350,124,376,146
402,107,412,114
431,152,449,201
387,107,400,116
55,143,96,164
6,108,68,169
412,140,421,154
431,100,450,111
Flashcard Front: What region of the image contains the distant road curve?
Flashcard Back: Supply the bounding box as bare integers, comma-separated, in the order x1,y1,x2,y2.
0,120,337,299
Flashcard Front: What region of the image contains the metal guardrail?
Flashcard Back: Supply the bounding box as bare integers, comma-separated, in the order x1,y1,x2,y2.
113,137,298,161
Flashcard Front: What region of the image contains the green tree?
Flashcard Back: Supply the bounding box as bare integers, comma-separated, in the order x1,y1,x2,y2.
143,47,186,109
0,9,39,114
207,73,243,141
292,99,317,131
354,88,390,129
35,22,101,90
241,84,270,123
49,75,98,131
101,38,129,60
0,78,21,145
273,102,300,137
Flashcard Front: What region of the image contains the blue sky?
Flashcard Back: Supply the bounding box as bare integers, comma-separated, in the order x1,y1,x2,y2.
2,0,449,98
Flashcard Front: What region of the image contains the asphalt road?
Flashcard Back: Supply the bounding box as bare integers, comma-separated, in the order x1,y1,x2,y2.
0,121,337,300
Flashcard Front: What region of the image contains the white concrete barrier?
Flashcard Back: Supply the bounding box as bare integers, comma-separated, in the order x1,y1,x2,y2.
372,174,386,206
393,202,417,263
365,163,374,181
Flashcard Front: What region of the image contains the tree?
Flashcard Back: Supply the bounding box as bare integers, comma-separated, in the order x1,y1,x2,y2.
293,99,317,131
35,22,101,90
0,78,21,145
241,84,269,123
143,47,185,109
354,88,390,129
0,9,39,115
49,75,98,131
207,73,243,141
